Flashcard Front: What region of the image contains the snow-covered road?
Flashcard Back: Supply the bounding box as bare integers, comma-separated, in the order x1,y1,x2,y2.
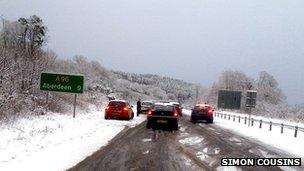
70,113,303,171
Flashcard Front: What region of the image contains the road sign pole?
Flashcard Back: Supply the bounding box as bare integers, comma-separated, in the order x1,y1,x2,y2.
73,94,77,118
248,107,252,127
45,92,49,114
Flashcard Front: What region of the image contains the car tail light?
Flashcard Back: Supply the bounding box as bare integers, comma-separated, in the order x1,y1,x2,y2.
208,110,213,115
123,107,128,111
148,110,152,116
105,106,109,110
173,112,178,117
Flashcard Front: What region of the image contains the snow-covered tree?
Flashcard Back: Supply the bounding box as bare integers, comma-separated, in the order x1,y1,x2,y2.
256,71,286,105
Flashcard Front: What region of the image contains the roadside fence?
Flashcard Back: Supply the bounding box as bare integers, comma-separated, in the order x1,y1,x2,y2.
215,112,304,138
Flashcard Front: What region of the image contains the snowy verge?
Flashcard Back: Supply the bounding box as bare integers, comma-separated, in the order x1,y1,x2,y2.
182,109,304,158
0,105,145,171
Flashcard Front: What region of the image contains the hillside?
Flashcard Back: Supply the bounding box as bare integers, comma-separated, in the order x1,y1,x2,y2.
112,71,206,104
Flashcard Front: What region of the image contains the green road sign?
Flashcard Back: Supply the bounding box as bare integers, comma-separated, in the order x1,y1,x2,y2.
40,72,84,94
217,90,242,109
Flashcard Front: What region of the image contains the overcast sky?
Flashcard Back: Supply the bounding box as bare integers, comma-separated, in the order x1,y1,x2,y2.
1,0,303,105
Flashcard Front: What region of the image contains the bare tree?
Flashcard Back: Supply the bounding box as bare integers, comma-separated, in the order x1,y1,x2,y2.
257,71,286,105
0,15,52,118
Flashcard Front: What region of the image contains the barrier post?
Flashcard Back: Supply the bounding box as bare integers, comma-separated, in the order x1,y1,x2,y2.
294,126,298,138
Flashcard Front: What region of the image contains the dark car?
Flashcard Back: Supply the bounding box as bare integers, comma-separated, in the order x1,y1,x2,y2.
146,103,179,130
140,101,154,114
190,104,214,123
105,100,134,120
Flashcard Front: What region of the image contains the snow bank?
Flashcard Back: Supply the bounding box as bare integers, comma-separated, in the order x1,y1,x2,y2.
0,106,145,171
214,116,304,158
182,109,192,116
216,110,304,128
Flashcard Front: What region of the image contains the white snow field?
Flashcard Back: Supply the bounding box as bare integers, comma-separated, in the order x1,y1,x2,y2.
0,106,145,171
183,109,304,158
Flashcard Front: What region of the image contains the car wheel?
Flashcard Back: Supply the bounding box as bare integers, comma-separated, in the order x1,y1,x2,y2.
208,118,213,123
131,112,134,119
190,116,196,124
172,121,178,130
146,122,151,129
105,115,109,120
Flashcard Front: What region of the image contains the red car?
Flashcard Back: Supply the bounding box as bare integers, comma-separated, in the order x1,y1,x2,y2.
190,104,214,123
105,100,134,120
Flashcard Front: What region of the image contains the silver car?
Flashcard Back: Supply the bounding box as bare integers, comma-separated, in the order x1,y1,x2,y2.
141,101,154,114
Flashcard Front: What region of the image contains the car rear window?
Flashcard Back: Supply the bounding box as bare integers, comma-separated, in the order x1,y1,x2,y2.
173,104,180,107
142,102,153,106
108,101,126,106
193,106,211,111
153,105,174,111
